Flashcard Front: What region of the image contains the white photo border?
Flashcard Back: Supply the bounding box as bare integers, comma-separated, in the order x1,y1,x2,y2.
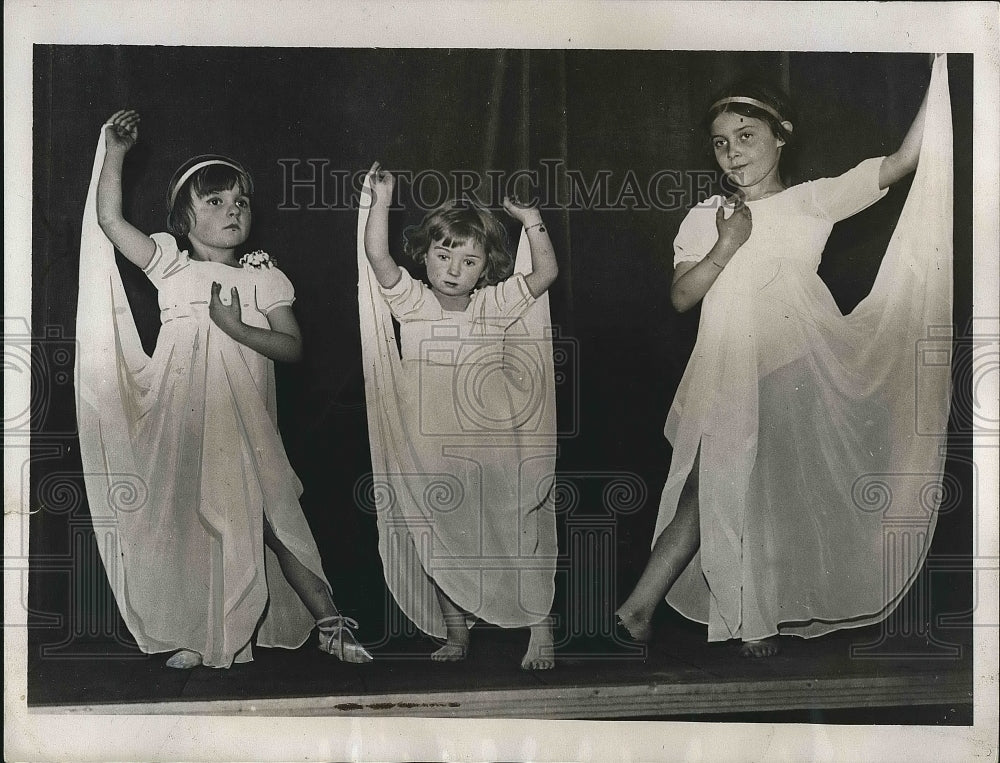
5,1,998,761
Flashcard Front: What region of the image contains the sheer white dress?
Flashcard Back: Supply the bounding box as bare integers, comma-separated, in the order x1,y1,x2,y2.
654,56,953,642
356,186,558,637
76,132,333,667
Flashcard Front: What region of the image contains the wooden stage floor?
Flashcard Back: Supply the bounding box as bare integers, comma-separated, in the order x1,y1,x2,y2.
27,617,973,722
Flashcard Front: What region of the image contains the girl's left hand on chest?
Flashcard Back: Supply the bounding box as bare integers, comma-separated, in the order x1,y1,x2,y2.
209,282,243,332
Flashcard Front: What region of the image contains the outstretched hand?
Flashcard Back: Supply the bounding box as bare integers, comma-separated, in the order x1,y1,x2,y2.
104,109,140,154
502,194,543,228
366,161,395,207
209,282,243,335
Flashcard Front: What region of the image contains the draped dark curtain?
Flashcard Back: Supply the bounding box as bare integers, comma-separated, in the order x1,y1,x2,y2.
29,47,972,668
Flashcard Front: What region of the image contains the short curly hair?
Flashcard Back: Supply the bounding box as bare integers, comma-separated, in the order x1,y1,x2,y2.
402,199,514,288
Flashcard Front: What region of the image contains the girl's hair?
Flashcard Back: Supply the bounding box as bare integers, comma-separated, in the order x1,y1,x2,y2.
403,199,514,288
166,157,254,238
703,79,799,181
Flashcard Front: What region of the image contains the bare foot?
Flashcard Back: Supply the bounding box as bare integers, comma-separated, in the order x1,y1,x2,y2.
614,610,652,643
431,642,469,662
739,637,780,658
165,649,202,669
433,606,471,662
521,623,555,670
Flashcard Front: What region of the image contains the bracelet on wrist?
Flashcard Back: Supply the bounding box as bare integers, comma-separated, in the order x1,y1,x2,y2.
707,257,724,269
524,221,546,233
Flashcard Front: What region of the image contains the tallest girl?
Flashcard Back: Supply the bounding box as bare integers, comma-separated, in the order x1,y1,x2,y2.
617,55,953,656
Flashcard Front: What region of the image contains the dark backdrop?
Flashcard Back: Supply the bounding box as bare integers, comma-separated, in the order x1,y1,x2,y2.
28,47,973,669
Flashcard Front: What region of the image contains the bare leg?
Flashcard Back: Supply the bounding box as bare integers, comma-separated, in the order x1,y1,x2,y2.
614,452,701,642
521,616,555,670
263,518,372,663
263,518,337,620
431,584,470,661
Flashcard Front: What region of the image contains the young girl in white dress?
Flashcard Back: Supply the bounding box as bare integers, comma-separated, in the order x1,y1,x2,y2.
358,163,560,670
616,55,953,657
76,109,373,668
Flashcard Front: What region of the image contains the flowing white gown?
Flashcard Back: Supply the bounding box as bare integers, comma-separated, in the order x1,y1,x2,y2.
76,130,332,667
357,183,558,637
654,55,953,642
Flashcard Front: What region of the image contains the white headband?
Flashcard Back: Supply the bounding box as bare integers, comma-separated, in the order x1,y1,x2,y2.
168,158,246,207
710,96,786,125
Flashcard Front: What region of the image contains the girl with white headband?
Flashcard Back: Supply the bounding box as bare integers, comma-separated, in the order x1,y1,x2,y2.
76,109,373,668
616,56,953,657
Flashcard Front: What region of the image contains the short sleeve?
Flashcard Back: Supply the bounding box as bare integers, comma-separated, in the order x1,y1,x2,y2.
473,272,536,320
254,266,296,314
145,232,190,288
379,267,443,322
673,197,722,266
806,157,888,223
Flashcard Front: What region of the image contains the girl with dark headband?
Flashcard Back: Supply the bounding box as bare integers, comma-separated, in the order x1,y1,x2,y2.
616,56,953,658
77,109,373,668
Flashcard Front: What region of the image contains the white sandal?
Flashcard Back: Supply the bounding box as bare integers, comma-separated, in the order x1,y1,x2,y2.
317,615,374,663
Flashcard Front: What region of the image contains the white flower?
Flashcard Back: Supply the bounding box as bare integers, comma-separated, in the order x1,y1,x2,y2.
239,250,276,269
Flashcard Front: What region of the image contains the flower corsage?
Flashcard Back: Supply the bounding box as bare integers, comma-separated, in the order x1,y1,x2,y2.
240,250,277,269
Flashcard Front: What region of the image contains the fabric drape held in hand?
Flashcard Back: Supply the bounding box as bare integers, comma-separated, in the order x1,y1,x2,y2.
654,55,953,642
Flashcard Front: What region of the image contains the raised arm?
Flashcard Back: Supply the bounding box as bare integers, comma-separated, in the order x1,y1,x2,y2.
878,55,941,189
95,110,156,269
363,162,403,289
502,197,559,298
670,200,751,312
